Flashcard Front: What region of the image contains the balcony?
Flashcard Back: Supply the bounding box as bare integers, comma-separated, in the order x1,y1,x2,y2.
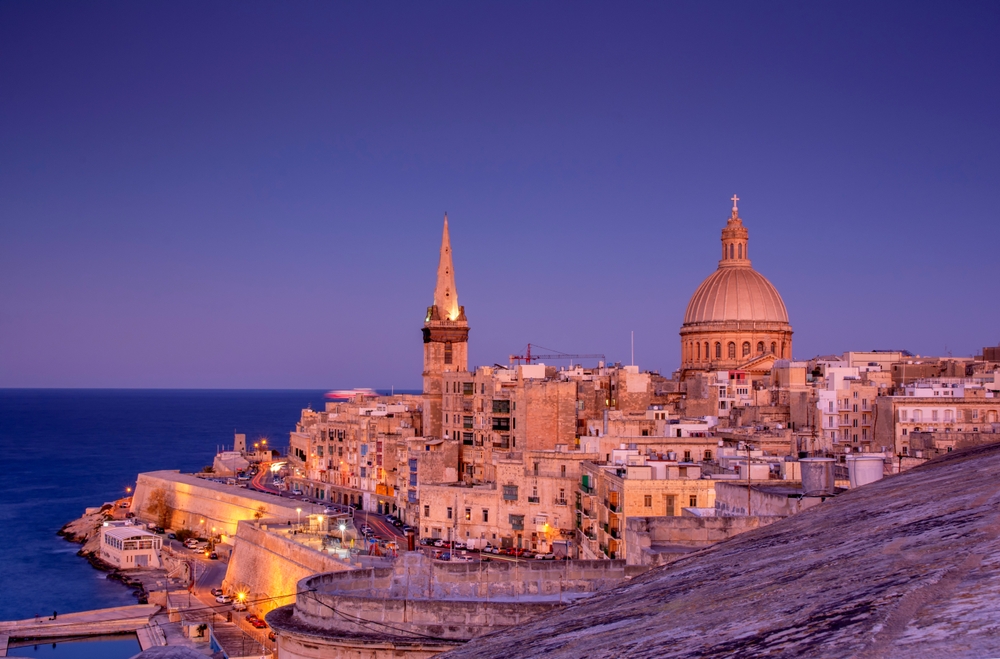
582,508,594,519
610,527,620,539
584,528,596,540
605,500,620,513
554,499,568,506
527,496,540,504
580,483,595,494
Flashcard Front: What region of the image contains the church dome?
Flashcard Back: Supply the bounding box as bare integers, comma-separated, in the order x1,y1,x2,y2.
683,266,788,325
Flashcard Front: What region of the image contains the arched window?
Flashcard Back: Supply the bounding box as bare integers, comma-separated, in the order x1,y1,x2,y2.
770,342,777,354
913,409,923,422
728,342,736,359
738,244,742,259
729,244,734,259
757,341,765,354
742,341,751,357
696,342,701,360
715,342,722,359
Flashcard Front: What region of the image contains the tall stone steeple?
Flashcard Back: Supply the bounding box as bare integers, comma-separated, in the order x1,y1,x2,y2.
719,194,750,267
433,214,461,322
422,214,469,438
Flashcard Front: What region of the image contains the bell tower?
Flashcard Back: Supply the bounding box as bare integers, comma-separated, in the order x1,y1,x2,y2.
422,214,469,438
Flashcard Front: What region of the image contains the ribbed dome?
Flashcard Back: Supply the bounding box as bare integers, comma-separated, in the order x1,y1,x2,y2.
683,266,788,325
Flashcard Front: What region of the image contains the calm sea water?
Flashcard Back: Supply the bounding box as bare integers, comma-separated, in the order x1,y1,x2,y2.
8,635,140,658
0,389,330,622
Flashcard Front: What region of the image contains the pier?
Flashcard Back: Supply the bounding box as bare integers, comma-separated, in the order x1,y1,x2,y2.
0,604,161,656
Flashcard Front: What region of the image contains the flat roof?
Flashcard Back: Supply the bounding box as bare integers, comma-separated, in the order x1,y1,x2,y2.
104,525,159,541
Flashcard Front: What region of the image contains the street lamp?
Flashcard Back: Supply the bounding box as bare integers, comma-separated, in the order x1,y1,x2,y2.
296,508,302,526
339,523,346,545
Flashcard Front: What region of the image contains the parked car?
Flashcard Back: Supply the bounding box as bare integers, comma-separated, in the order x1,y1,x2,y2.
402,525,414,533
246,614,259,623
232,601,247,612
211,588,224,597
167,532,177,540
433,540,445,548
216,595,233,604
251,619,268,629
268,631,276,642
209,552,219,560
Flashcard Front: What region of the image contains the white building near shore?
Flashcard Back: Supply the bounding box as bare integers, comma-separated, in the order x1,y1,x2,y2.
100,523,163,569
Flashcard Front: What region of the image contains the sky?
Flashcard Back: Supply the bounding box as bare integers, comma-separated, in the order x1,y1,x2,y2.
1,1,998,389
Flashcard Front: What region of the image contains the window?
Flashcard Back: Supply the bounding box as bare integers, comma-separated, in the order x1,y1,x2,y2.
509,514,524,531
463,382,474,395
492,399,510,414
757,341,764,354
644,495,652,507
502,485,518,501
560,465,566,477
689,495,698,507
482,509,489,522
462,432,474,444
444,342,453,365
742,342,751,357
533,462,539,475
900,410,908,421
728,342,736,359
932,410,939,422
464,508,471,521
715,342,722,359
770,342,776,354
704,450,713,460
463,416,473,429
738,243,743,259
704,342,709,359
423,505,430,517
683,450,691,461
493,417,510,431
697,343,701,360
447,507,453,519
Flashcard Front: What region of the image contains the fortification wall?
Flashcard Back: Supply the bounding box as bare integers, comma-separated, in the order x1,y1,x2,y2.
223,521,353,616
131,470,323,536
625,514,784,566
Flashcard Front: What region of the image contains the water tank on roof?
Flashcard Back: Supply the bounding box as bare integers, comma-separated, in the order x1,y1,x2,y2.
846,455,884,488
800,458,835,496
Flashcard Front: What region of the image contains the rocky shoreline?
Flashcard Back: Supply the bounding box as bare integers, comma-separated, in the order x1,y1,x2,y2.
58,505,151,605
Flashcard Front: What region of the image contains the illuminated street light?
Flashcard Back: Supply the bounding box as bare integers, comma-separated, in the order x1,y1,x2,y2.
296,508,301,526
339,523,346,545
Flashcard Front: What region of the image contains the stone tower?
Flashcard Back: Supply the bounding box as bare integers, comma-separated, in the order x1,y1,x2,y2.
423,214,469,438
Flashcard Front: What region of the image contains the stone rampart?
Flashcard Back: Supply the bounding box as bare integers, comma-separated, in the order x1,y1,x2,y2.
131,470,323,536
223,521,353,616
625,514,784,566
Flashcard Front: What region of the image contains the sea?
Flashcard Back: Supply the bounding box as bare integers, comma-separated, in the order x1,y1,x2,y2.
0,389,333,624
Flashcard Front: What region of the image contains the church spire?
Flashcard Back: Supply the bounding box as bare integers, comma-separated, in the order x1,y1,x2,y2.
433,213,461,321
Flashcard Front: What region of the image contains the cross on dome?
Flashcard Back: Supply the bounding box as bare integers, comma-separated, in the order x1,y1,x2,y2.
731,195,739,212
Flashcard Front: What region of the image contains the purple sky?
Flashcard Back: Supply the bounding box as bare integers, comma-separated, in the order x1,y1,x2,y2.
2,2,998,389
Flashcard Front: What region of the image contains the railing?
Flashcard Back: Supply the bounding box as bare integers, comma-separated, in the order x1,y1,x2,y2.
610,527,620,539
583,508,593,518
527,496,540,504
575,502,582,511
605,500,620,513
554,499,568,506
585,529,596,540
580,483,594,494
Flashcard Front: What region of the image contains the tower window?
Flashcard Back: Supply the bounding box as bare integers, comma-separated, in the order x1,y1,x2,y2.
738,244,742,259
697,342,701,360
742,342,750,357
728,342,736,359
444,342,453,365
705,342,709,360
729,244,734,259
715,342,722,359
771,342,777,354
757,341,764,354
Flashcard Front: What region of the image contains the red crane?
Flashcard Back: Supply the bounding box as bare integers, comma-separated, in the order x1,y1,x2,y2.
508,344,606,365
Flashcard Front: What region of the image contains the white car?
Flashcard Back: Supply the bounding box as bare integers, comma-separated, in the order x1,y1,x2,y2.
216,595,233,604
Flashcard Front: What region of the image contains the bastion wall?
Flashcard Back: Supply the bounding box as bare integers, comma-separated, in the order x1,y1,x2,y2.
131,470,323,536
223,521,353,616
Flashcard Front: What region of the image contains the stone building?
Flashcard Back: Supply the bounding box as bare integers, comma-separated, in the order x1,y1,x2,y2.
679,197,793,375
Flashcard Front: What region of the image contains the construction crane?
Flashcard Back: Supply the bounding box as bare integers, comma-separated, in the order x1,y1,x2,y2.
508,344,605,366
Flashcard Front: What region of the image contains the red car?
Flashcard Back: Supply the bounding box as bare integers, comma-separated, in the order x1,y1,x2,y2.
251,619,268,629
245,614,258,623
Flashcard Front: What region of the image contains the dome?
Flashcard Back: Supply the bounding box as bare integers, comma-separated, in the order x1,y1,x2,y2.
683,264,788,325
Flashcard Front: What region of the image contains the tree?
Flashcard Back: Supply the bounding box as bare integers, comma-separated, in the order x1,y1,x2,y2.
253,505,267,521
147,487,175,529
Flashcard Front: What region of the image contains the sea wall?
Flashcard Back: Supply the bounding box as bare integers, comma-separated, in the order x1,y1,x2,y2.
223,521,353,616
131,470,323,536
